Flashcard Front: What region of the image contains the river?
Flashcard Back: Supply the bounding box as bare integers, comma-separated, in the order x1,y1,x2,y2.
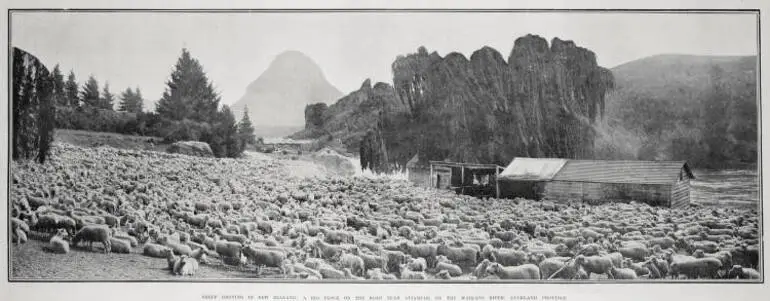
691,169,760,208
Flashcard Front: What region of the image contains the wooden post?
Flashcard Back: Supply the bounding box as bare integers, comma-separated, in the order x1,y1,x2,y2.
496,166,501,199
429,163,434,189
461,166,465,195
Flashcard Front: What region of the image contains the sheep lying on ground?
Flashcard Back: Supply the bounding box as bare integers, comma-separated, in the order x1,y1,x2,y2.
46,228,70,254
486,263,541,279
71,224,112,253
173,256,199,276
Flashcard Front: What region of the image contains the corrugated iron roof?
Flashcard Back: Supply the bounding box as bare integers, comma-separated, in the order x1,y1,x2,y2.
551,160,694,185
499,157,568,181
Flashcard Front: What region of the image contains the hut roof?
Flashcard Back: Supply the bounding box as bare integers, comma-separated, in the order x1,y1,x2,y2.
499,157,568,181
551,160,695,185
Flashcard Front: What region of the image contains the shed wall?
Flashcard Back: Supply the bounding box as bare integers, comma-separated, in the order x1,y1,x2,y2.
670,177,690,209
544,181,672,206
408,167,431,188
498,180,546,200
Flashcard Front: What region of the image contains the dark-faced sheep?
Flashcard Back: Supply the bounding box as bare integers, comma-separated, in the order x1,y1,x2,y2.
71,224,112,253
486,263,541,280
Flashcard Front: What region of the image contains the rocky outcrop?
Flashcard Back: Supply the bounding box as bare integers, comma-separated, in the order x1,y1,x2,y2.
166,141,214,157
296,34,614,172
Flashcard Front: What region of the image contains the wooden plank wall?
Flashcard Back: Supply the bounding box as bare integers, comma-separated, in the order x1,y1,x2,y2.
671,176,690,209
544,181,672,206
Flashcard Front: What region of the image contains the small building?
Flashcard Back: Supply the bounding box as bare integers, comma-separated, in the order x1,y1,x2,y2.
498,157,695,208
428,161,505,198
406,154,431,187
262,137,314,154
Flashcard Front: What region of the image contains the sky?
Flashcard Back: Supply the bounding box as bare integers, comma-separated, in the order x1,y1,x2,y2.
12,11,759,112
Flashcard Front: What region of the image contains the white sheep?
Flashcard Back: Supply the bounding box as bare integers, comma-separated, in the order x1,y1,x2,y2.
46,228,70,254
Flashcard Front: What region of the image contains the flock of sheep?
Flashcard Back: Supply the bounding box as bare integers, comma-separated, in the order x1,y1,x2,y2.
10,143,762,281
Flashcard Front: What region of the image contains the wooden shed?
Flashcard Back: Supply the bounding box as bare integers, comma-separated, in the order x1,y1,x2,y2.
428,161,505,198
498,158,695,208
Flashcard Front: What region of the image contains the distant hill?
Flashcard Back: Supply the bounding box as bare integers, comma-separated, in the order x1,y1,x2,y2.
232,51,343,127
601,54,757,169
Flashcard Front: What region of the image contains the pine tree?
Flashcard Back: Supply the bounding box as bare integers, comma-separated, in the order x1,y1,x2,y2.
64,70,79,107
237,106,256,152
51,64,66,106
134,87,144,113
210,105,239,157
80,75,100,107
118,87,135,112
156,48,220,122
101,82,115,110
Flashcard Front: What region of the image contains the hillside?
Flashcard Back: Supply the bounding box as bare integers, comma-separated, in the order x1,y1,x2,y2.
296,35,614,171
232,51,343,127
601,54,757,169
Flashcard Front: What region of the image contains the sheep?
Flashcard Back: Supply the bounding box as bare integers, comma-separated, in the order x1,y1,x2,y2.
284,261,323,279
215,240,243,261
574,255,613,279
609,266,638,279
158,236,193,256
649,257,669,278
321,228,355,244
437,241,479,267
538,256,569,279
366,268,397,280
435,261,463,277
472,259,493,279
670,257,722,279
46,228,70,254
399,241,438,268
343,268,365,280
726,265,760,279
406,256,427,272
143,243,172,258
311,238,344,260
486,263,541,280
173,256,199,276
165,249,180,270
71,224,112,253
12,226,28,244
382,250,408,275
483,245,528,266
615,244,649,261
318,265,346,279
190,247,209,264
356,251,388,272
11,217,30,234
398,264,427,280
332,253,364,276
242,245,287,274
693,250,733,267
109,237,132,254
112,231,139,247
623,259,650,277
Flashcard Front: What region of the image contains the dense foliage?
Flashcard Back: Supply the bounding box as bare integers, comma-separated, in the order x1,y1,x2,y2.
603,55,757,169
12,47,56,163
47,47,255,158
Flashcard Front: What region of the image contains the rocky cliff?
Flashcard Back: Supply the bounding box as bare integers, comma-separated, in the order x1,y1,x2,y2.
296,34,614,171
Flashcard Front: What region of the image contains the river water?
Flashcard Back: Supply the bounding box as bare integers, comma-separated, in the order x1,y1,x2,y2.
691,169,760,208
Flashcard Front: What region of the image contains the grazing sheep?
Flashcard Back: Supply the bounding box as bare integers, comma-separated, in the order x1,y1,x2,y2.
337,253,366,276
343,268,365,280
319,265,346,279
311,238,344,260
435,261,463,277
399,242,438,268
574,255,613,279
143,243,172,258
356,251,387,272
483,246,528,267
437,241,479,267
609,266,638,279
109,237,132,254
242,245,287,274
670,258,722,279
623,259,650,277
46,228,70,254
693,250,733,267
726,265,760,279
382,250,408,276
486,263,541,280
215,240,243,260
71,224,112,253
165,249,180,270
436,270,452,280
158,236,193,256
11,217,30,234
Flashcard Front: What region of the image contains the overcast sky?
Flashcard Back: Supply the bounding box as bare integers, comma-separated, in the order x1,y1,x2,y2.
12,12,758,110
